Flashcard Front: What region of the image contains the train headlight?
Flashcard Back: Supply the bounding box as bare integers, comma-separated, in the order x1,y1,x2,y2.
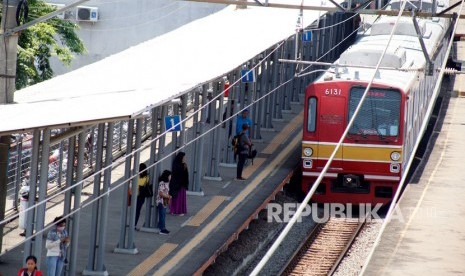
390,151,401,161
303,147,313,157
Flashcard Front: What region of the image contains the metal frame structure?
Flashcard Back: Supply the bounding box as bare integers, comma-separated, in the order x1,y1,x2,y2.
2,8,360,274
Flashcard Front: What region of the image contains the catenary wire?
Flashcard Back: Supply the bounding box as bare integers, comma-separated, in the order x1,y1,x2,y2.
0,9,367,252
359,1,465,274
250,0,411,274
0,4,365,232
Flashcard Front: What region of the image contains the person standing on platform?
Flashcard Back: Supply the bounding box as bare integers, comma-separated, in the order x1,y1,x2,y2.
236,124,252,181
157,170,172,234
236,109,252,137
135,162,151,230
46,216,70,276
169,152,188,216
18,255,43,276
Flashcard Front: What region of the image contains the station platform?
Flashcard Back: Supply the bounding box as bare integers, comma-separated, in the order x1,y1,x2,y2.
452,40,465,96
0,104,304,275
364,89,465,274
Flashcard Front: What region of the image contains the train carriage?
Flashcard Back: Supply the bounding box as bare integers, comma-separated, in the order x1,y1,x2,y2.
301,0,451,205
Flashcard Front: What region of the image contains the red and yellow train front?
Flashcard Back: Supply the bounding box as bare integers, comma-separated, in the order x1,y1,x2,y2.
301,81,404,205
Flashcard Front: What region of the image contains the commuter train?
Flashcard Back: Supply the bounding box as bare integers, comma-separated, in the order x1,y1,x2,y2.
301,0,452,205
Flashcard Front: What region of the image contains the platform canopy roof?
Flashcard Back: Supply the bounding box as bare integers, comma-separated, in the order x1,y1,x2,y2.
0,0,339,135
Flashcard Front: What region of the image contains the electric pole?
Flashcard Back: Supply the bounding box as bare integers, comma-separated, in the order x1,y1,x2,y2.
0,0,20,254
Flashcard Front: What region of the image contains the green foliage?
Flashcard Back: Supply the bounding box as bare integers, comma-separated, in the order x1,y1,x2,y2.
6,0,86,89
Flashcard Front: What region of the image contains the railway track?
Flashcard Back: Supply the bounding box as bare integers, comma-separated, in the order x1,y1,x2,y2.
283,217,366,276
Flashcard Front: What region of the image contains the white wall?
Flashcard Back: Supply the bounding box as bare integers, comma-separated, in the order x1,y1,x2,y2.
47,0,225,75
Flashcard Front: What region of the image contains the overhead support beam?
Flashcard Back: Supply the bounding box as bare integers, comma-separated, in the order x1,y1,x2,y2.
184,0,343,11
437,0,462,16
49,126,90,147
412,12,433,75
181,0,465,19
0,115,129,137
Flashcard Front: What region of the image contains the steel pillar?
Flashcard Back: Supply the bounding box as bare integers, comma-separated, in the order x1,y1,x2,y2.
33,129,51,266
84,123,105,274
126,118,143,251
204,81,222,180
63,136,75,217
13,136,23,210
94,122,114,273
69,131,85,276
143,107,160,231
114,119,137,254
23,129,40,264
190,86,206,195
57,138,64,187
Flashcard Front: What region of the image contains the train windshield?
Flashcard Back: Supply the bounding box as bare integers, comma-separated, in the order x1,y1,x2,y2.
348,87,401,138
307,97,317,132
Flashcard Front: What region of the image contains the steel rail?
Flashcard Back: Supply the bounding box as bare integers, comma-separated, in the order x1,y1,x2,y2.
282,217,366,276
328,212,370,275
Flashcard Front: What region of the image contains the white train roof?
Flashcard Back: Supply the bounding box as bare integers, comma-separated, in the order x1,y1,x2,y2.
0,1,342,135
319,2,449,91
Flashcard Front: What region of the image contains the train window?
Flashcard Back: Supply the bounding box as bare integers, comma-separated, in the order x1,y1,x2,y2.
307,97,317,132
348,87,401,137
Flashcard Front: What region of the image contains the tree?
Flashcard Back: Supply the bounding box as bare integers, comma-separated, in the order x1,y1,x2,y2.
10,0,86,89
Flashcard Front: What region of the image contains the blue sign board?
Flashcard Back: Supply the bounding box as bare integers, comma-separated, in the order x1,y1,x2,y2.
302,30,313,42
241,69,256,83
165,115,182,132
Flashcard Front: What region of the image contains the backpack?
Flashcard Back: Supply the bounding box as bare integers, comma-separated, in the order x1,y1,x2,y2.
248,148,258,164
248,149,257,159
231,134,243,155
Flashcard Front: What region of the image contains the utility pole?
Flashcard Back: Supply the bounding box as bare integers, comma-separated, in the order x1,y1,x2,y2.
0,0,20,254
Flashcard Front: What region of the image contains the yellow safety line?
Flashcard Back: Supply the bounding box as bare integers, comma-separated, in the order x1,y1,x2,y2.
128,243,178,276
186,196,228,227
153,130,302,276
261,110,303,154
243,158,266,178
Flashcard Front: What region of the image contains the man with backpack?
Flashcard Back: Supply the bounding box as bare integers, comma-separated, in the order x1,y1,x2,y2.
236,124,252,181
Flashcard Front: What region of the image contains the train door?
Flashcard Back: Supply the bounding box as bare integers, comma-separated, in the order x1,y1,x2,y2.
317,94,346,169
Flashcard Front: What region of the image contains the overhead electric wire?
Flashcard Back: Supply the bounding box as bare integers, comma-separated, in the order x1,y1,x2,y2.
0,12,362,253
3,1,359,222
1,1,362,228
359,0,465,274
250,0,410,274
0,41,286,252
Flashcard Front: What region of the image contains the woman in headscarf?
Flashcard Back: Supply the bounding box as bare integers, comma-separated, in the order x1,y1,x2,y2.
169,152,188,215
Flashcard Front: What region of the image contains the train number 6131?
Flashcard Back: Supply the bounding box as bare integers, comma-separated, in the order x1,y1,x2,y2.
324,88,342,95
